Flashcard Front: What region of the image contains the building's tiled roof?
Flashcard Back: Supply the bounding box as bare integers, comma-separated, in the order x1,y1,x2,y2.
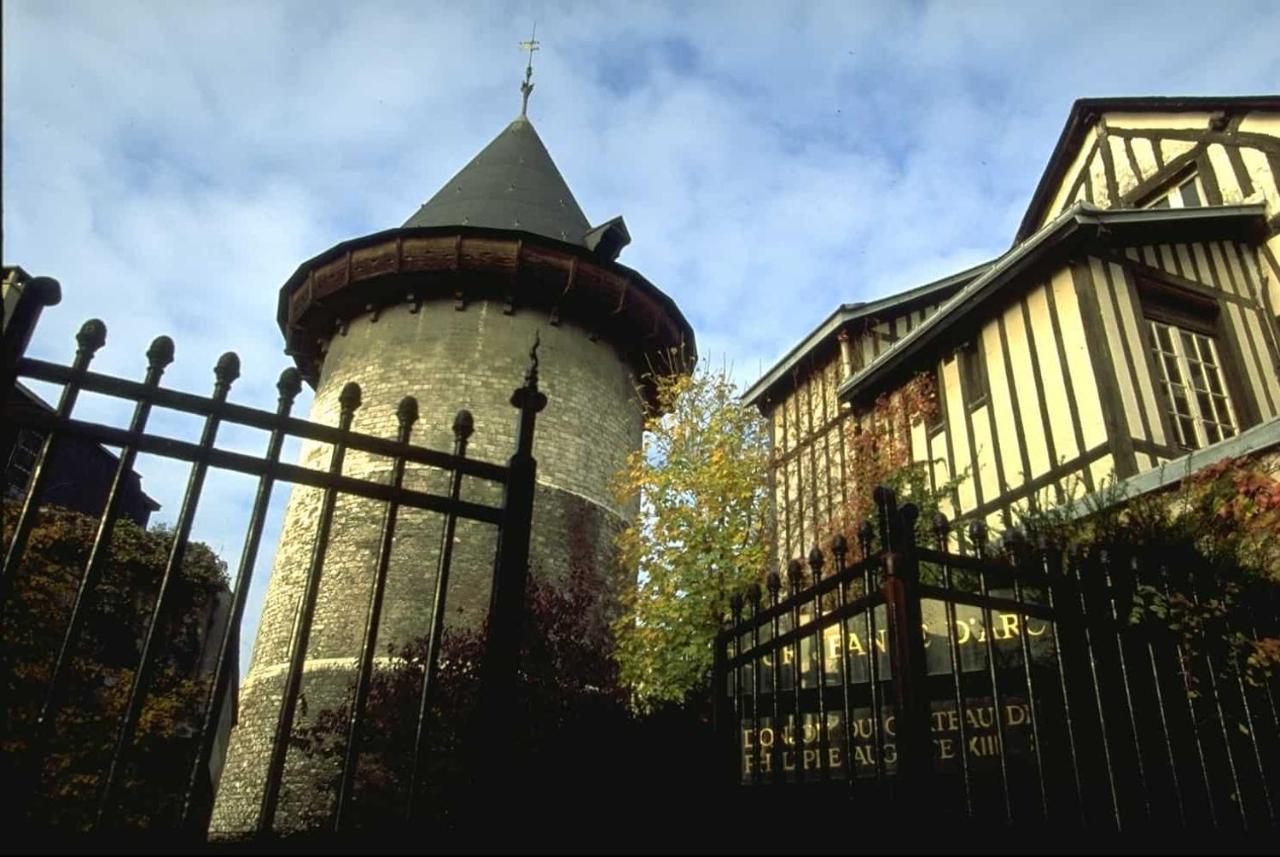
838,202,1268,405
1015,95,1280,242
403,116,593,247
741,262,991,409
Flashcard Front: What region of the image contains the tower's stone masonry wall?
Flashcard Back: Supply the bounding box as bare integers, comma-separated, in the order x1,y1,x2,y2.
210,300,643,837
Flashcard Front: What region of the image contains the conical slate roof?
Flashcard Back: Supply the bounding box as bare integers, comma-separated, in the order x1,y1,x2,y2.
403,116,593,246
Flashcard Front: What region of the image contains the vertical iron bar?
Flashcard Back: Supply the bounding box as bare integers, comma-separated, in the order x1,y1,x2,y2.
831,536,856,789
406,409,473,818
808,547,830,782
748,584,763,786
475,344,544,800
1242,604,1280,738
1073,551,1123,830
335,396,419,832
1158,558,1217,829
257,381,362,835
972,522,1012,824
730,594,745,783
0,274,62,603
1230,635,1274,825
767,572,782,786
1241,600,1279,823
1132,553,1184,825
1010,548,1047,824
934,514,973,817
180,367,302,832
1039,537,1086,827
1184,567,1247,829
860,520,885,784
0,319,107,614
29,334,173,777
1141,562,1187,833
879,493,930,789
0,274,60,402
1098,549,1151,823
787,559,804,782
94,351,240,829
712,629,733,787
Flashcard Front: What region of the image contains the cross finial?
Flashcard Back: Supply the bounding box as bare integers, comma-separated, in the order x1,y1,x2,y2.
519,24,539,117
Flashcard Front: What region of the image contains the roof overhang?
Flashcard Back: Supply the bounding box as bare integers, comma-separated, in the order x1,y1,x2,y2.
276,224,696,409
1066,416,1280,519
1015,95,1280,243
839,203,1269,407
741,262,991,410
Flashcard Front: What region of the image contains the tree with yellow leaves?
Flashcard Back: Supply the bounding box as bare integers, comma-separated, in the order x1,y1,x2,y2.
612,365,771,712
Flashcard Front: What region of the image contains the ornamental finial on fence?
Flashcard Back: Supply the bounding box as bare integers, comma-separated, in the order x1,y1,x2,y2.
511,333,548,415
857,520,876,559
77,318,108,357
808,546,825,584
397,395,420,429
873,485,898,551
966,519,988,558
214,352,241,389
931,511,950,549
831,534,848,568
452,408,474,442
276,366,303,404
146,335,176,371
786,558,804,592
339,381,363,414
900,503,920,547
999,525,1027,564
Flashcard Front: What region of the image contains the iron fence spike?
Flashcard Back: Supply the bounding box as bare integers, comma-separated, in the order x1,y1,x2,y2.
147,334,175,369
277,366,303,402
339,381,362,413
397,395,420,428
77,318,108,354
215,351,241,386
453,408,475,441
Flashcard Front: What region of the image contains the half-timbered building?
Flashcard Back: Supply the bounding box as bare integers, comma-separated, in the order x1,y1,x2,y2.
746,96,1280,560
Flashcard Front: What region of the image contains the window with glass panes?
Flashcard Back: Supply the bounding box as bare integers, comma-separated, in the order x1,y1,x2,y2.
1148,320,1237,450
3,427,43,500
1142,171,1206,209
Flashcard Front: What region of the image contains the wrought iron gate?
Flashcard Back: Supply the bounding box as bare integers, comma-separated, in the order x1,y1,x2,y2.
1,278,544,839
713,487,1280,831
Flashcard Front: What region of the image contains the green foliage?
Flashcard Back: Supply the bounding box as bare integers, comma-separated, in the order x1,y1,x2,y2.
611,364,771,712
1011,457,1280,695
883,458,971,546
0,500,228,831
288,566,631,832
828,371,967,546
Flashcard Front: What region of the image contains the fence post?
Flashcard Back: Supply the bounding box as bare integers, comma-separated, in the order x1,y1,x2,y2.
875,487,931,788
1,273,60,402
476,339,545,797
1040,538,1107,828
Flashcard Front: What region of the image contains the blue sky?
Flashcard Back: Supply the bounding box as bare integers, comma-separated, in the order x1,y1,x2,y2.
5,0,1279,674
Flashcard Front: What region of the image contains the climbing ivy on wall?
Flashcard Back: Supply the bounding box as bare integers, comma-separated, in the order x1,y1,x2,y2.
0,501,228,831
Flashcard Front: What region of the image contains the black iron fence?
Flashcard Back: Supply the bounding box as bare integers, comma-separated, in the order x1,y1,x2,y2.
713,487,1280,831
0,279,543,839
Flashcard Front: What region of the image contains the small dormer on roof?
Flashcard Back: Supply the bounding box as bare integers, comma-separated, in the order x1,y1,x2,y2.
583,215,631,262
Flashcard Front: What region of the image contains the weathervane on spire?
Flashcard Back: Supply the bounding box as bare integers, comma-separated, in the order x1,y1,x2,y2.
519,23,539,117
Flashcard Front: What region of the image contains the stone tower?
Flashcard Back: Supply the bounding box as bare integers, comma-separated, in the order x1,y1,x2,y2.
209,100,694,835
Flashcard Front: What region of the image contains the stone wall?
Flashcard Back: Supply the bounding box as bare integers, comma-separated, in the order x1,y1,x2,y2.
209,299,643,836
